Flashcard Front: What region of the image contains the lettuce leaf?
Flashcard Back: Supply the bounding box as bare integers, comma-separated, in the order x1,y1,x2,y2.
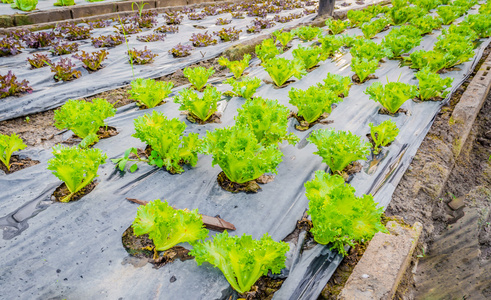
190,231,289,293
0,133,26,171
132,199,208,251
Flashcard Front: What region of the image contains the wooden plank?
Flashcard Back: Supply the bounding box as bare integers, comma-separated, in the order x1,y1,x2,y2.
126,198,236,232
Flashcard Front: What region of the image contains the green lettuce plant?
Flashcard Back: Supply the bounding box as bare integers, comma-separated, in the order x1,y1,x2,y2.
263,57,306,87
54,98,116,148
292,25,323,41
325,19,349,35
351,57,379,83
350,39,391,61
388,5,425,25
461,14,491,38
132,199,208,252
382,25,423,58
201,125,283,184
272,30,294,49
0,133,26,171
409,15,442,34
305,171,386,255
255,38,281,63
11,0,37,11
218,54,251,79
408,50,451,72
369,120,399,154
235,97,298,146
347,10,373,27
361,18,389,39
132,111,200,174
289,86,342,124
190,231,289,293
410,0,440,11
319,35,344,58
183,66,215,91
442,24,478,43
48,145,107,202
224,76,261,100
365,79,419,114
53,0,74,6
318,73,352,97
292,45,324,70
128,78,174,108
436,5,462,25
433,34,475,68
307,129,370,173
174,86,222,122
415,67,453,101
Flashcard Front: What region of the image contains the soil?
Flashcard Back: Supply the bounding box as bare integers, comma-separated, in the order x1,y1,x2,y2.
352,73,378,84
317,241,369,300
217,172,275,193
386,48,491,298
121,226,194,268
378,107,408,116
185,111,222,124
290,112,334,131
62,126,119,146
52,180,98,203
239,276,286,300
0,155,40,174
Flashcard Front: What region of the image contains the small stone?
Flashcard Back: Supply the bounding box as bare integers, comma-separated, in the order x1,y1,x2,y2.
170,275,176,283
448,196,465,211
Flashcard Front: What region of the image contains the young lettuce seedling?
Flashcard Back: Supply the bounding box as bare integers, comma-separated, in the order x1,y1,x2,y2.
318,73,353,97
190,231,289,294
305,171,386,255
255,38,281,63
292,45,324,71
347,10,373,27
365,78,419,114
235,97,299,146
47,145,107,202
224,76,261,100
319,35,344,59
292,25,323,41
0,133,27,171
388,5,425,25
361,18,389,39
11,0,38,11
369,120,399,154
0,71,32,98
54,98,116,148
325,19,349,35
408,50,450,72
128,78,174,108
307,129,371,174
272,30,294,49
351,57,379,83
433,34,475,68
183,66,215,91
201,125,283,184
382,25,423,59
217,54,251,79
174,86,222,123
263,57,306,87
132,111,201,174
436,5,462,25
289,86,342,125
132,199,208,254
409,15,442,34
415,67,453,101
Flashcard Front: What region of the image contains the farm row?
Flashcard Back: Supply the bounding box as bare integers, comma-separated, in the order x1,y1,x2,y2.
1,0,491,299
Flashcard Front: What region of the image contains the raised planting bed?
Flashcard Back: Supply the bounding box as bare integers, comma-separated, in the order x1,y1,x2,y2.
1,0,490,299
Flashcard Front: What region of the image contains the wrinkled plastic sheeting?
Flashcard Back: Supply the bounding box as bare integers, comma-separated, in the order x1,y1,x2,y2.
0,0,385,122
0,0,125,16
1,7,490,300
0,5,320,121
